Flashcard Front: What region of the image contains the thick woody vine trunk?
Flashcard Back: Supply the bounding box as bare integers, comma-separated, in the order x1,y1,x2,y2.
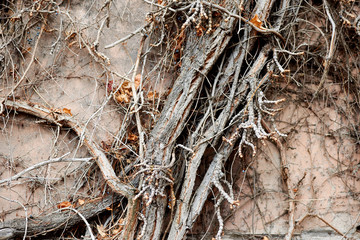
138,0,291,239
140,5,237,237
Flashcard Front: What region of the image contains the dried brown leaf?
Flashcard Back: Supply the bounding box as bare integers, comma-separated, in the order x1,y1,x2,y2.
62,108,72,116
115,93,130,103
249,14,264,30
57,201,72,209
127,133,138,142
147,91,159,100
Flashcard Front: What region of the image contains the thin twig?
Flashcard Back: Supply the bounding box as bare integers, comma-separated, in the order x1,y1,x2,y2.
3,100,135,198
201,1,286,43
0,153,92,186
94,0,111,50
130,35,147,161
104,23,150,49
314,0,336,95
0,13,47,114
292,213,348,239
261,119,295,240
93,17,108,50
61,208,96,240
0,196,28,240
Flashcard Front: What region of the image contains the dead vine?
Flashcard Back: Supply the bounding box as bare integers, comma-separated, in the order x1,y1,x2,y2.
0,0,359,239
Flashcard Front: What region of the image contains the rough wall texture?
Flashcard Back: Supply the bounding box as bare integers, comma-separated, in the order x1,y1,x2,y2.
224,86,360,238
0,0,359,239
0,0,151,222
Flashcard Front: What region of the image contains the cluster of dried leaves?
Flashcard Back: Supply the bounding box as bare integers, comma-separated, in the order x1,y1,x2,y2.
114,74,141,104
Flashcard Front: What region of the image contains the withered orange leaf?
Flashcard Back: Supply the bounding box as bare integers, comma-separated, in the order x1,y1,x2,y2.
115,93,130,103
147,91,155,99
127,133,138,141
249,14,264,30
66,31,77,39
113,75,142,104
147,91,159,99
62,108,72,116
78,199,85,206
121,81,131,90
57,201,72,209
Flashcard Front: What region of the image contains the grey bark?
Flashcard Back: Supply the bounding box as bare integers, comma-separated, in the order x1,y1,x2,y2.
0,194,122,239
140,2,238,239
